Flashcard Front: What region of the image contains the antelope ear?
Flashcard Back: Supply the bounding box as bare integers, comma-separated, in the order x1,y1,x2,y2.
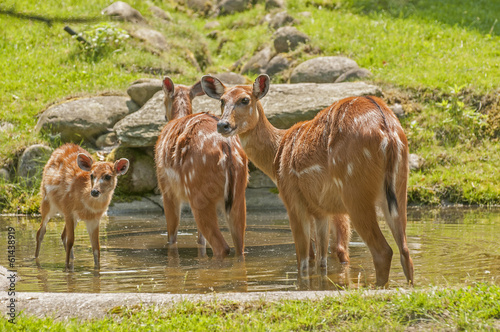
114,158,129,176
253,74,270,100
77,153,93,172
189,80,205,99
201,75,225,100
162,76,175,98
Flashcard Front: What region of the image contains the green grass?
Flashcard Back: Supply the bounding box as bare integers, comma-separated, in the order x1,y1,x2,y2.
0,0,499,212
2,283,500,330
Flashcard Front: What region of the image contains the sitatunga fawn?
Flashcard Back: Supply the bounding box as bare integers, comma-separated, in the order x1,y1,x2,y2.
35,143,129,268
155,77,248,257
201,74,413,286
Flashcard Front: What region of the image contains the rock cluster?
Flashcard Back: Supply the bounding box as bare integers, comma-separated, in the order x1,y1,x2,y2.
5,1,423,209
33,80,381,195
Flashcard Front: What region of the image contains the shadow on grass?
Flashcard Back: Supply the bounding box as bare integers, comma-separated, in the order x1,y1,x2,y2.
0,7,102,27
330,0,500,35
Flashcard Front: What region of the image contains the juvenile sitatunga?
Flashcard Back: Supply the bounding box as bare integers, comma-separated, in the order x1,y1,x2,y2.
155,77,248,258
35,143,129,269
201,74,413,286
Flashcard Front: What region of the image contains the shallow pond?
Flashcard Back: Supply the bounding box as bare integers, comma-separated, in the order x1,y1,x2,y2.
1,207,499,293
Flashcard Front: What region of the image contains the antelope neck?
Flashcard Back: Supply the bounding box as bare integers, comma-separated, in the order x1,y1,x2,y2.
171,90,192,119
238,102,285,183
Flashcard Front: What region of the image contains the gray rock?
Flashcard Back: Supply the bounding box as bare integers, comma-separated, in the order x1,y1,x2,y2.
0,122,14,133
265,54,290,76
409,153,425,171
334,67,372,83
129,28,168,51
114,82,381,147
108,197,164,215
0,168,10,182
185,0,212,13
213,72,247,84
245,188,284,211
108,187,285,215
217,0,249,15
149,5,172,21
269,11,296,30
36,96,140,144
126,154,157,193
127,78,163,107
290,56,359,83
390,103,405,117
17,144,53,185
114,91,167,147
102,1,146,24
265,0,285,10
240,47,273,75
299,11,312,18
273,27,310,53
204,21,221,30
248,169,275,188
110,147,157,194
96,132,119,149
251,82,382,128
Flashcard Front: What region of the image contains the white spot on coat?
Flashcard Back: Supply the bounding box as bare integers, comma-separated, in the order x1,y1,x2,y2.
380,137,389,153
363,148,372,159
347,163,353,176
299,164,323,175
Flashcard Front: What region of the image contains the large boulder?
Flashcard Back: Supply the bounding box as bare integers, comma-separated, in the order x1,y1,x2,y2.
265,54,290,76
114,91,167,147
129,28,168,51
213,72,247,84
334,67,372,83
217,0,249,15
149,6,172,21
36,96,139,144
273,27,310,53
240,47,273,75
269,11,296,30
265,0,285,10
102,1,147,24
17,144,53,186
127,79,163,107
290,56,359,83
108,147,157,194
114,82,381,147
183,0,212,13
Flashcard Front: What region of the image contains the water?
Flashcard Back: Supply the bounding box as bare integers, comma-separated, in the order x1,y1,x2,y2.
1,207,499,293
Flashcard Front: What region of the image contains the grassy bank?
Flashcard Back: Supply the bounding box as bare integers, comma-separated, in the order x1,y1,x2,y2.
2,283,500,330
1,0,499,213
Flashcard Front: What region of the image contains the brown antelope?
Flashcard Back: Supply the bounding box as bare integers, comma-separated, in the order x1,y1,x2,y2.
35,143,129,268
154,77,248,258
201,74,414,286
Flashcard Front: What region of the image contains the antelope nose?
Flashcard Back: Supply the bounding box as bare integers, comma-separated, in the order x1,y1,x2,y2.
217,120,231,134
91,189,100,197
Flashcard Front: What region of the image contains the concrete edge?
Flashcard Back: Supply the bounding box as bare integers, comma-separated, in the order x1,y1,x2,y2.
0,288,410,321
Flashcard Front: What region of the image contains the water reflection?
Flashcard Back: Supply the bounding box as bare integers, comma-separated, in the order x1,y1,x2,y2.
0,207,499,293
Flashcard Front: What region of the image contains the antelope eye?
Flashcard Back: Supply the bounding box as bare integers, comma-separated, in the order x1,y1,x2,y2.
241,97,249,105
104,174,112,181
